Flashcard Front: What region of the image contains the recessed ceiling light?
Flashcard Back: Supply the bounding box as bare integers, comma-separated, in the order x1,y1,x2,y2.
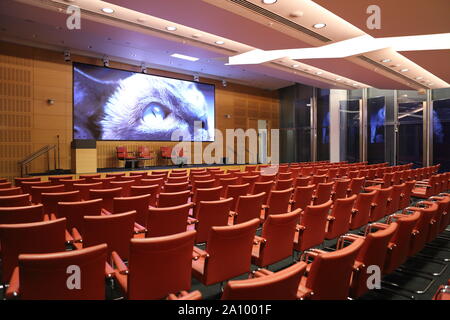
415,76,423,80
101,8,114,14
313,23,326,29
170,53,199,62
316,71,323,75
166,26,177,31
353,83,358,86
215,40,225,45
381,58,391,63
335,78,342,81
262,0,277,4
428,82,433,85
292,64,300,68
400,68,409,72
192,33,202,38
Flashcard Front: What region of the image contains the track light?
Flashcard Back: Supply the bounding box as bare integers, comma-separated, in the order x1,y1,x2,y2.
222,80,227,87
63,49,71,62
103,56,110,67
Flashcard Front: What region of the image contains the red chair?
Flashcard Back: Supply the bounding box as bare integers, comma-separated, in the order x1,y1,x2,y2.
146,203,193,237
325,195,357,240
294,200,333,252
221,261,307,300
192,179,216,191
278,172,292,180
382,212,421,274
110,180,135,197
0,218,67,283
117,146,137,168
56,199,102,231
113,230,196,300
113,194,151,227
300,167,313,177
0,194,31,207
241,175,259,193
297,238,364,300
259,174,277,183
20,181,52,195
30,185,65,204
369,187,393,222
291,185,315,211
194,198,233,243
192,186,222,216
192,219,260,286
252,181,274,205
161,146,183,165
386,183,406,215
60,178,86,191
327,168,339,180
245,165,257,172
312,182,334,205
346,222,398,298
252,210,300,267
88,188,123,213
0,205,44,224
231,192,265,225
41,191,81,215
163,182,189,193
14,177,40,187
275,178,294,191
426,196,450,242
349,190,377,230
407,202,439,256
106,173,125,179
263,188,293,218
6,244,108,300
48,176,73,185
167,176,189,184
140,177,164,191
73,182,103,200
400,180,416,210
225,184,249,212
158,190,190,208
311,175,327,185
331,179,350,201
79,174,101,183
412,175,439,199
0,187,22,196
73,211,135,260
0,182,12,189
348,177,365,196
218,177,238,197
137,146,154,167
92,177,116,188
294,176,312,188
130,185,159,207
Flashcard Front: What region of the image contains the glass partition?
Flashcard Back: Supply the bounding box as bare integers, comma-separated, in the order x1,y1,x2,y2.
295,98,312,162
432,88,450,172
317,89,330,161
339,99,360,162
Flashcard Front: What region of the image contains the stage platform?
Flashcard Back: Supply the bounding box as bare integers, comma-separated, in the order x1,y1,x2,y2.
27,163,247,180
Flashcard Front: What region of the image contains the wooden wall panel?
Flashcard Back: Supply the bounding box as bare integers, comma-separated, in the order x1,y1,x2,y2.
0,41,280,181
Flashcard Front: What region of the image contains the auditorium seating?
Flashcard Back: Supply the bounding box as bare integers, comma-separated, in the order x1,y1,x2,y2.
192,198,233,243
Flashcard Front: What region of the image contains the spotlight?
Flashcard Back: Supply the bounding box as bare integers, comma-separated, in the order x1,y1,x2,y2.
103,56,110,67
63,49,71,62
222,80,227,87
140,63,147,74
193,75,199,82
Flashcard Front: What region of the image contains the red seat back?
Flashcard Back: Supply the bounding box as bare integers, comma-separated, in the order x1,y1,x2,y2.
325,194,357,240
56,199,103,230
292,185,315,211
0,194,31,207
88,187,123,212
0,204,44,224
146,203,193,237
41,191,81,215
195,198,233,243
234,192,265,224
113,194,151,226
350,190,377,229
158,190,190,208
369,187,393,222
266,188,293,216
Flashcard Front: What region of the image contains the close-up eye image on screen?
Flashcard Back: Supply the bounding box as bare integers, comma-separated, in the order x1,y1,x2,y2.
73,63,215,141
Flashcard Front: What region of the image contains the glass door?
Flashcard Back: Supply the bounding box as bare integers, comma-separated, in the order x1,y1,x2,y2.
397,102,423,167
367,96,386,164
317,91,330,161
339,99,360,163
295,98,312,162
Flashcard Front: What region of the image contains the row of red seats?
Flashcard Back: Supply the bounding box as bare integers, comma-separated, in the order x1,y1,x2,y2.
0,163,447,299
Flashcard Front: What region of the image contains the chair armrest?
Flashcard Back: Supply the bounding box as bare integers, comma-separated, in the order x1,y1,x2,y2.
229,210,237,217
296,224,306,234
253,235,267,245
327,215,335,221
71,227,83,243
370,222,390,230
111,251,128,275
187,217,198,225
167,290,202,300
101,209,112,216
65,229,75,244
133,222,147,234
193,246,210,259
5,266,20,299
105,262,114,278
253,268,273,278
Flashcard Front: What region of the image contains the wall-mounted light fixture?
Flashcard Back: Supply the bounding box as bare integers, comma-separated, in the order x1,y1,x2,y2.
64,49,71,62
47,99,55,105
103,56,110,67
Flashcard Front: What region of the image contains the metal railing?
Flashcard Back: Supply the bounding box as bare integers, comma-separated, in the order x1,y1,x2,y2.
18,145,56,177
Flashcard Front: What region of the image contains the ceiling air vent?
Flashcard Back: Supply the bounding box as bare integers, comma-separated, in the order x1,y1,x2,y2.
228,0,332,43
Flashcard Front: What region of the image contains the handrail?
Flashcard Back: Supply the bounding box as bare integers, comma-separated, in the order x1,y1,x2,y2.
18,145,56,177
